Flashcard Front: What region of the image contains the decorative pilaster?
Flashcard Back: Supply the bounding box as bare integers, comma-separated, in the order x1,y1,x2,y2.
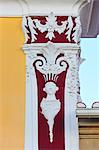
23,12,83,150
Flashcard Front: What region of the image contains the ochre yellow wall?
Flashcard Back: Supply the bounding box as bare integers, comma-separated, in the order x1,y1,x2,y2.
0,18,25,150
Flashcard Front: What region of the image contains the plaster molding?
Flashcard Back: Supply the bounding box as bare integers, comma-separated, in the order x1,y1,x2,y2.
72,0,91,15
22,14,82,44
22,16,30,43
76,108,99,117
72,16,82,43
25,55,38,150
24,42,81,150
31,42,68,82
23,43,80,52
18,0,29,15
33,12,67,40
40,82,61,143
26,42,68,143
66,16,74,41
0,0,91,17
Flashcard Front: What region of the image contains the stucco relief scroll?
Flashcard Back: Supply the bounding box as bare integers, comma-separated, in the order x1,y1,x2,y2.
24,42,81,147
27,42,68,143
22,12,82,44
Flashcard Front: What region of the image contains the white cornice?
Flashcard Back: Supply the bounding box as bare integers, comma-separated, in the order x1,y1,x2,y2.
0,0,90,17
22,43,80,54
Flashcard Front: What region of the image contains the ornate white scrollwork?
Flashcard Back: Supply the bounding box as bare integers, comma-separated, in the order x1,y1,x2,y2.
25,43,81,102
33,42,68,82
24,43,81,149
65,16,73,41
72,16,82,43
40,81,61,143
28,42,68,143
22,13,82,44
34,12,67,40
22,16,30,43
28,17,38,42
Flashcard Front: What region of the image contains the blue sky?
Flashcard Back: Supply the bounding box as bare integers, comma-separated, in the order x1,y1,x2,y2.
80,37,99,107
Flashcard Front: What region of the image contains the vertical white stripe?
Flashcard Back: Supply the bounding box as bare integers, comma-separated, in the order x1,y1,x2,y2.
64,53,79,150
64,71,71,150
31,63,38,150
24,55,38,150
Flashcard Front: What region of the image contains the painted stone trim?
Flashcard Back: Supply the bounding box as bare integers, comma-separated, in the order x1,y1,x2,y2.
24,42,81,150
27,42,69,143
22,12,82,44
40,81,61,143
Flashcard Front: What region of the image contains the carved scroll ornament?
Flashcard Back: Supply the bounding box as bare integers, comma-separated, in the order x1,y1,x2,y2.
27,42,68,143
22,12,82,44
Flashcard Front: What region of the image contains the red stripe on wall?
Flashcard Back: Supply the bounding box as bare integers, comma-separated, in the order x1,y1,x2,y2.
34,67,68,150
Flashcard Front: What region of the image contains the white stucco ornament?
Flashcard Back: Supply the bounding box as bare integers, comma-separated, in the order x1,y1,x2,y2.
34,12,67,40
22,12,83,44
33,42,67,82
23,42,81,150
28,17,38,42
22,16,30,43
66,16,73,41
40,81,61,143
72,16,82,43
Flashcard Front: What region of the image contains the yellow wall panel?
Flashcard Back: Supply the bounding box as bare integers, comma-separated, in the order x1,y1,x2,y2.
0,18,25,150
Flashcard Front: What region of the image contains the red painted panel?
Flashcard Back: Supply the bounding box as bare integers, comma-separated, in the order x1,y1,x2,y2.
33,64,69,150
26,16,76,44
